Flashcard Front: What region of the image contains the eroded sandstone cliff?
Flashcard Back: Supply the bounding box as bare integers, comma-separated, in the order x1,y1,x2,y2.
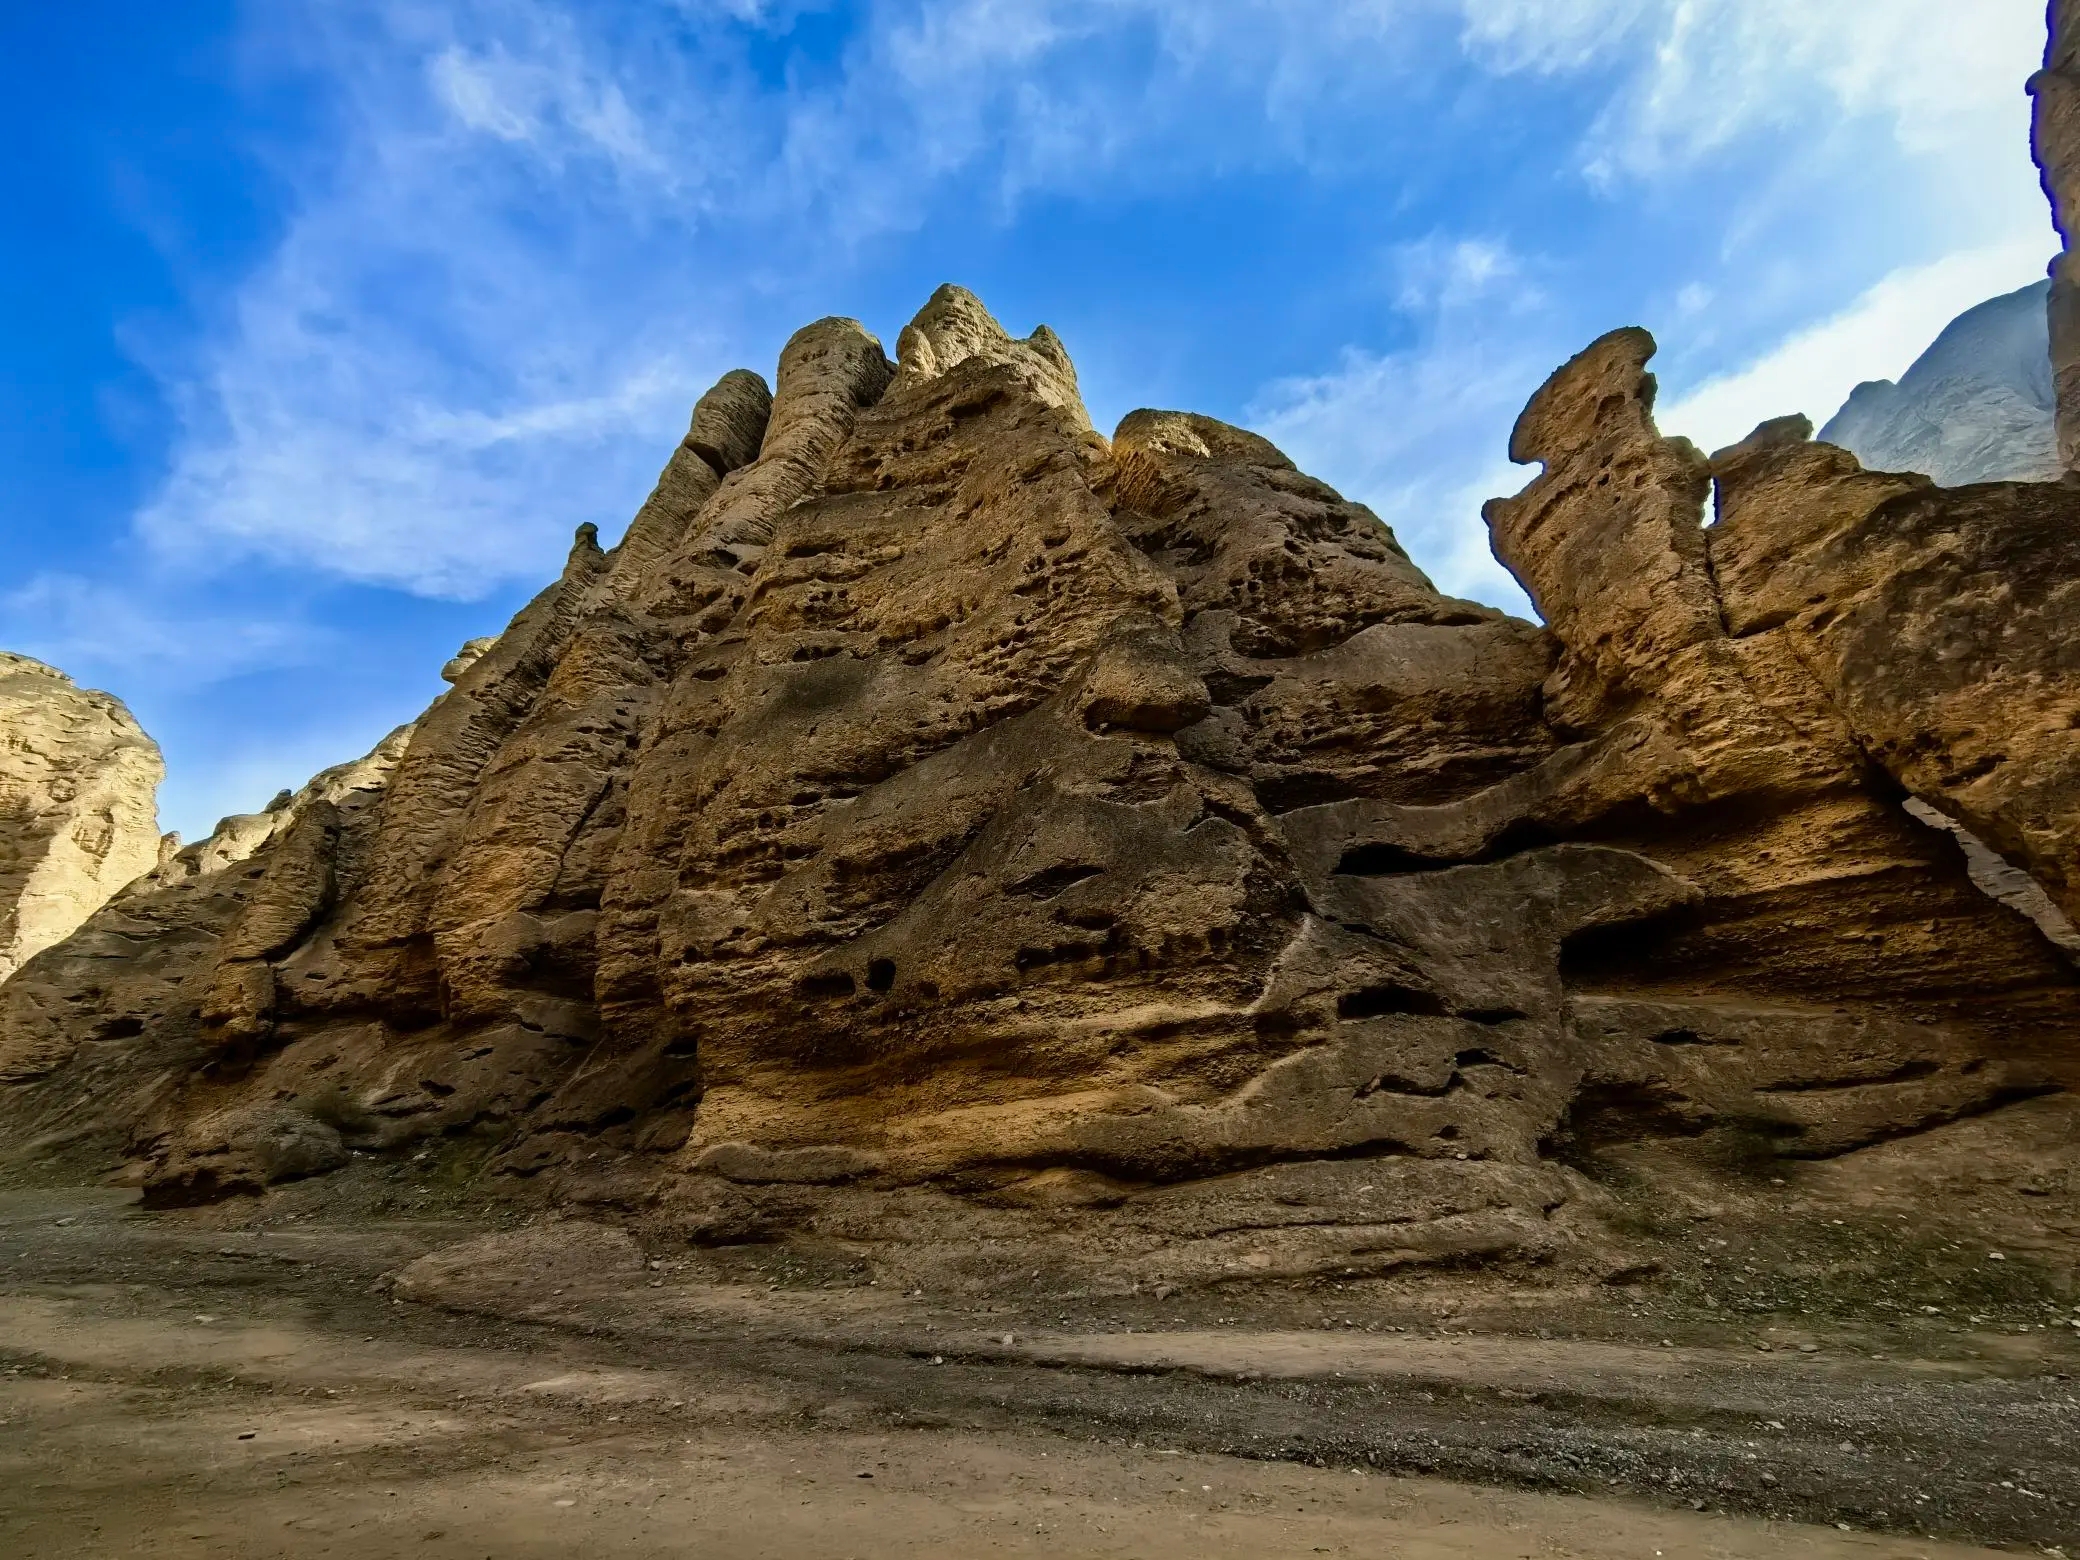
1,288,2073,1287
0,654,164,984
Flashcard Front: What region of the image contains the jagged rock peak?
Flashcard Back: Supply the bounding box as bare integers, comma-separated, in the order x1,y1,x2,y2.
674,317,895,570
0,653,164,984
895,284,1093,433
153,722,416,886
440,637,498,684
686,368,773,477
615,364,777,581
1112,409,1295,470
1485,327,1716,733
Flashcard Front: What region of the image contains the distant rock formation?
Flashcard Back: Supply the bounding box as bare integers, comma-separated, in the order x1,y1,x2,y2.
0,286,2072,1291
0,654,164,985
1818,281,2059,486
2032,0,2080,470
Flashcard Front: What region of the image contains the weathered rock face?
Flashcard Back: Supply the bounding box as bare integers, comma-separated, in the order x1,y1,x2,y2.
1,290,2075,1286
1710,418,2080,927
0,654,164,985
1818,281,2060,487
2032,0,2080,470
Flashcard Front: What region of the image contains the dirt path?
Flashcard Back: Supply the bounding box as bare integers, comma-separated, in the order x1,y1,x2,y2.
0,1309,2019,1560
2,1185,2076,1556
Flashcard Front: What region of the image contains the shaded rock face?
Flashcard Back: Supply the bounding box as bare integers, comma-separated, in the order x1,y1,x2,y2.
1818,281,2060,487
2,291,2076,1284
2033,0,2080,470
0,654,164,984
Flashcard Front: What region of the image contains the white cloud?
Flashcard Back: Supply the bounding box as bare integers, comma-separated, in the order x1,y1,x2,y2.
1656,236,2054,456
1458,0,1649,72
1391,235,1524,314
2,572,329,687
109,0,2057,612
1469,0,2047,181
37,0,2054,848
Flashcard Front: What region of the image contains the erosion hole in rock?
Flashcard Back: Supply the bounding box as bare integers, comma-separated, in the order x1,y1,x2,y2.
1558,903,1705,986
1755,1059,1941,1093
1016,942,1098,973
1652,1028,1737,1048
1552,1078,1720,1157
1006,864,1105,901
1204,671,1274,706
1337,984,1449,1020
798,970,857,1000
1334,843,1454,876
865,958,897,994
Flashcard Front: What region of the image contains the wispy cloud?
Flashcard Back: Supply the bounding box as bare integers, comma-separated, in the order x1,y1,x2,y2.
83,0,2061,636
1238,0,2049,615
1464,0,2049,181
3,572,333,687
1657,236,2054,456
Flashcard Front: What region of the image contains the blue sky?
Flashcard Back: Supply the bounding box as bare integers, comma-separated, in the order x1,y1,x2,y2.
0,0,2056,842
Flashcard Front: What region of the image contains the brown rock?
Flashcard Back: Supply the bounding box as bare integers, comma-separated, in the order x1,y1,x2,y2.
0,653,164,984
894,284,1090,433
1712,415,2080,923
1,290,2075,1287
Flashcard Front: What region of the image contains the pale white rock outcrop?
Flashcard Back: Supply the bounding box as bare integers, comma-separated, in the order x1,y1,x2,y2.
1819,281,2060,487
0,653,164,982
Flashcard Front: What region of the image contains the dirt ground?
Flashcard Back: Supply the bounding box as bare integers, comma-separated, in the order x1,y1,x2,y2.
5,1097,2080,1557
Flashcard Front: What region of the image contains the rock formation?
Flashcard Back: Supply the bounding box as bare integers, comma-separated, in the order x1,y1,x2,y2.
0,653,164,984
0,288,2074,1289
1818,281,2060,486
2032,0,2080,470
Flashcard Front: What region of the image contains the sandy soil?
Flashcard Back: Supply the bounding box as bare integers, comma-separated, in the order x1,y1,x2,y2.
0,1139,2071,1555
0,1267,2033,1560
5,1095,2080,1556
